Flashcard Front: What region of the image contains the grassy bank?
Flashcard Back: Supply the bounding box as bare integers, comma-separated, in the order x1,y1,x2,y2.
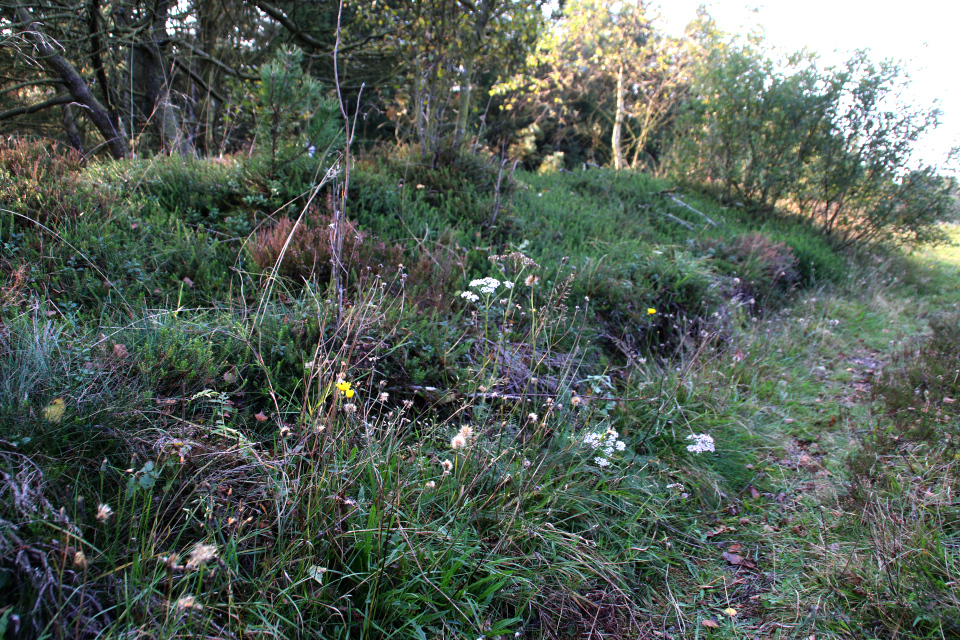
0,141,956,639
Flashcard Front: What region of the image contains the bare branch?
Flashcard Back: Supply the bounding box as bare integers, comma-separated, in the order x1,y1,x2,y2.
249,0,325,50
0,94,72,120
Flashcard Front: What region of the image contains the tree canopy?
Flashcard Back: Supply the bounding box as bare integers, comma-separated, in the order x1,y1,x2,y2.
1,0,954,243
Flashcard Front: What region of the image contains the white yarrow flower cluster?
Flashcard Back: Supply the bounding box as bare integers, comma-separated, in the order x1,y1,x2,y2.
685,433,715,454
471,277,514,293
469,277,501,294
583,427,626,468
461,277,516,301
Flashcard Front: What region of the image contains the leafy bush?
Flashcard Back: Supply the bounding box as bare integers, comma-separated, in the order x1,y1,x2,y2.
667,37,957,247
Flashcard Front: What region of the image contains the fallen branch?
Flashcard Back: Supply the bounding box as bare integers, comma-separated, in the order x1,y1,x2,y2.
652,208,694,230
665,193,720,228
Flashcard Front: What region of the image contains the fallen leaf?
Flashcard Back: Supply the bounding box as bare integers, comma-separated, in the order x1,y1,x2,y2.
945,397,955,404
702,619,720,628
721,551,756,569
784,418,795,423
183,277,194,288
747,485,760,499
798,452,820,469
739,517,751,526
130,222,138,230
255,411,268,422
723,607,737,617
43,398,65,423
223,369,238,384
44,309,57,317
726,542,743,553
112,344,129,358
706,526,730,538
308,565,327,583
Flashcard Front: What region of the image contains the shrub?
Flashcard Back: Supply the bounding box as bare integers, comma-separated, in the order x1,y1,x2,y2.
702,232,799,302
247,46,343,199
248,209,403,286
0,138,116,229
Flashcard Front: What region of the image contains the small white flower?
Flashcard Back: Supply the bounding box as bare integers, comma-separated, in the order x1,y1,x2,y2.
527,413,538,423
615,440,626,451
503,281,514,289
685,433,715,454
460,291,480,302
344,403,357,414
594,457,611,467
379,392,389,402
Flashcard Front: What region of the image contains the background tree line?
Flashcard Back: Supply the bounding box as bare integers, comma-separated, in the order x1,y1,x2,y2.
0,0,955,244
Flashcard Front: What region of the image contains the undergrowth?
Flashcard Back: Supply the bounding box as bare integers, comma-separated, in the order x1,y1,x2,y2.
0,139,955,639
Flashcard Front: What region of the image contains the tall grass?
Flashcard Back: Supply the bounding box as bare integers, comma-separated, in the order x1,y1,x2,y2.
3,141,952,639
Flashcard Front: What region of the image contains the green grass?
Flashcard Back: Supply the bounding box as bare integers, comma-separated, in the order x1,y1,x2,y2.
0,142,958,639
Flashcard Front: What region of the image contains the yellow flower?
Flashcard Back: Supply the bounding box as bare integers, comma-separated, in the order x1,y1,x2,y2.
43,398,65,423
647,308,657,315
336,380,355,398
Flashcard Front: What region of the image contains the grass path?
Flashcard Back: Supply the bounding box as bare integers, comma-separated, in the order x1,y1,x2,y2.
656,229,960,639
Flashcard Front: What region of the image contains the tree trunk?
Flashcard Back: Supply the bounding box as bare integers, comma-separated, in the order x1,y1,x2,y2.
9,3,128,159
612,63,625,170
143,0,195,155
455,57,474,145
61,103,85,153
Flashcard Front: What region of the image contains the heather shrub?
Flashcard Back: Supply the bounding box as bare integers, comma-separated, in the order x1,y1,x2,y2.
248,211,402,285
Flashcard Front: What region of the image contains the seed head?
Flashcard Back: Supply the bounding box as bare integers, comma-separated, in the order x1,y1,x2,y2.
96,503,114,523
186,544,218,569
177,595,203,611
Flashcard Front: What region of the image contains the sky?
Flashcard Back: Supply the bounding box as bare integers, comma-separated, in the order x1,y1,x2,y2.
653,0,960,168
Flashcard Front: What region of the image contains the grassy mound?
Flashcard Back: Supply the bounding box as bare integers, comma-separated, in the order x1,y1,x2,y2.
5,140,950,638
